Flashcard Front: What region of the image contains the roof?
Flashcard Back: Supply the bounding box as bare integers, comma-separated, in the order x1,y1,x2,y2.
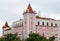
26,4,33,13
2,21,11,30
36,16,55,20
23,4,36,14
5,21,9,27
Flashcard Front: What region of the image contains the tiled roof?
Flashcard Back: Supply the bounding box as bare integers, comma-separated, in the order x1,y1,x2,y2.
26,4,34,13
5,21,9,27
36,16,55,20
23,4,36,14
2,21,11,30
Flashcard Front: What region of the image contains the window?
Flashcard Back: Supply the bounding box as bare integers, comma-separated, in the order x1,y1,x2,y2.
22,23,23,26
55,24,57,27
38,21,40,25
51,23,53,26
59,24,60,26
47,22,49,26
42,22,44,26
55,34,57,35
59,37,60,40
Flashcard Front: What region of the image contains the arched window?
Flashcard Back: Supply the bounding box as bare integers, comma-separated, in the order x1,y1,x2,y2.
42,22,44,26
38,21,40,25
47,22,49,26
51,23,53,26
55,23,57,27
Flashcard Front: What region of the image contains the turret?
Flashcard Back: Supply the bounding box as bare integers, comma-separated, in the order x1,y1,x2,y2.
2,21,12,35
23,4,36,39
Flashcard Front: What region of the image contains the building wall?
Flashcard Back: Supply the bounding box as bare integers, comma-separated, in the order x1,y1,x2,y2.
36,26,58,37
13,27,23,40
12,19,23,40
11,17,60,41
36,18,60,41
58,26,60,41
36,19,60,27
23,13,36,39
3,16,60,41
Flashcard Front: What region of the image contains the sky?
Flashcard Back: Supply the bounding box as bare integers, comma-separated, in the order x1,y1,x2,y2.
0,0,60,36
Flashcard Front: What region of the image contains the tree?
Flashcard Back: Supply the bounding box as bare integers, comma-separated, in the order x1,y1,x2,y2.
25,33,48,41
25,33,55,41
48,36,55,41
0,33,21,41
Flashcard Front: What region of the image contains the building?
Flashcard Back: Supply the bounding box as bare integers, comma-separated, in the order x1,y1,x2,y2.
2,4,60,41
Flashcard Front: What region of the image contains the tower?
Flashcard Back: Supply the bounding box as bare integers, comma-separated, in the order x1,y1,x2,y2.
2,21,11,35
23,4,36,39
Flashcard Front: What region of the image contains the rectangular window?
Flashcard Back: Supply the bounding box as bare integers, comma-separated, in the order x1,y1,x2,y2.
51,23,53,26
42,22,44,26
38,21,40,25
47,22,49,26
55,24,57,27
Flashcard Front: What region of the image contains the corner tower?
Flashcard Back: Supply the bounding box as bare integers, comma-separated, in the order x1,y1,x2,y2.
23,4,36,39
2,21,11,35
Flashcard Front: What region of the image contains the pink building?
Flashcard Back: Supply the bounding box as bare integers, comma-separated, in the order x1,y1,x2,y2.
2,4,60,41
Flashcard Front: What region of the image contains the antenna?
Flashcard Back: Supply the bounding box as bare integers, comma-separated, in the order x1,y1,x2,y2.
29,0,31,3
28,0,31,4
38,11,40,17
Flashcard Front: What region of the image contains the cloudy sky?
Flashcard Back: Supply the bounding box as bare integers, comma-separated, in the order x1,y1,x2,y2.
0,0,60,36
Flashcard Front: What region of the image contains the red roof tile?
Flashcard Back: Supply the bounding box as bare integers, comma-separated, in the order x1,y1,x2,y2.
5,21,9,27
36,16,54,20
26,4,34,13
2,21,11,30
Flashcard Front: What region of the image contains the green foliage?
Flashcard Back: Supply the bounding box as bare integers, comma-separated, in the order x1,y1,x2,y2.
48,36,55,41
25,33,55,41
25,33,48,41
0,33,21,41
0,33,55,41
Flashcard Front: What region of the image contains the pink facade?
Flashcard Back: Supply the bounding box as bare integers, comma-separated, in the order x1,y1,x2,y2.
13,27,23,40
36,26,58,37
